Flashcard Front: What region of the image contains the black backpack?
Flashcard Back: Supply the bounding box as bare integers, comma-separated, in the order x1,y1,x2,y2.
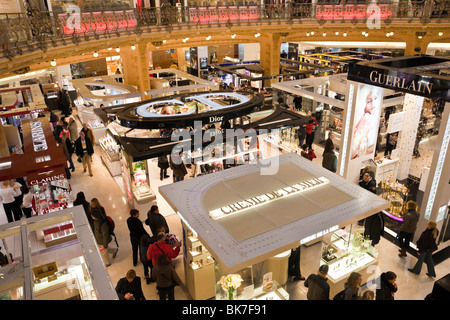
333,289,346,300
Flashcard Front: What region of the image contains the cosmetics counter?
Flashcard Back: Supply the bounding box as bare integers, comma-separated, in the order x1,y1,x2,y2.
320,226,378,297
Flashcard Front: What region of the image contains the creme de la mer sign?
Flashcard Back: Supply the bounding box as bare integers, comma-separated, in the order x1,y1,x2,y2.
209,177,329,220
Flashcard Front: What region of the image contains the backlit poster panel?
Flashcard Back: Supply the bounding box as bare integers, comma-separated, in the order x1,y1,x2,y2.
350,83,383,160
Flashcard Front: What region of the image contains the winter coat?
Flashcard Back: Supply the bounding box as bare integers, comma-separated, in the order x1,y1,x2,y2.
75,136,94,157
146,240,180,267
158,155,170,169
376,273,398,300
322,151,337,173
304,274,330,300
93,217,112,248
398,209,420,234
416,228,439,253
115,276,146,300
169,155,187,178
153,263,182,289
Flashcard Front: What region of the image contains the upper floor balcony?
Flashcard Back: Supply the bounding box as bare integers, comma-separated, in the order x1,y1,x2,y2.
0,1,449,69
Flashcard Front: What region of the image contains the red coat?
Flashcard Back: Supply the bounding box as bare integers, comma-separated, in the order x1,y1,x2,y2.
147,240,180,266
308,149,317,161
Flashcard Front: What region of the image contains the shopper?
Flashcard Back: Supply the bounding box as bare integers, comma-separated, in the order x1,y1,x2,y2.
127,209,149,267
20,185,33,218
362,290,375,300
146,232,181,268
140,233,156,284
68,116,78,143
301,144,310,160
322,146,337,173
60,122,70,140
115,269,146,300
308,147,317,161
304,265,330,300
73,192,92,227
343,272,362,300
0,181,21,223
158,155,170,181
305,119,316,149
323,131,335,156
376,271,398,300
359,172,377,194
397,201,420,257
59,88,71,116
153,251,182,300
75,130,94,177
363,212,384,246
297,124,306,148
10,179,23,220
81,123,95,146
92,207,118,267
169,151,187,182
288,246,305,281
408,220,439,278
145,205,169,236
384,132,398,157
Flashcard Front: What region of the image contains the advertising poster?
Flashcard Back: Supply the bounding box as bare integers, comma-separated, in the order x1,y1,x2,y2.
350,83,383,160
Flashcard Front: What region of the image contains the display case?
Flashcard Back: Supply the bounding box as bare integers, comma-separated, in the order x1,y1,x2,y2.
121,151,156,205
370,157,400,183
99,133,122,176
76,103,106,144
32,179,74,216
321,107,343,152
42,222,77,247
263,126,302,155
320,226,378,297
214,264,289,301
181,221,215,300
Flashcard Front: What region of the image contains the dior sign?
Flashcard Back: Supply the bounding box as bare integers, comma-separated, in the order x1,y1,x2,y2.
209,177,328,220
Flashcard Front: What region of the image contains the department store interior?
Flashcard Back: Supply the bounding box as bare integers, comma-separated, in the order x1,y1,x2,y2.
0,0,449,303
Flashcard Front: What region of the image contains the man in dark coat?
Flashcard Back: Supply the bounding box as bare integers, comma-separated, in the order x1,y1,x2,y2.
359,172,377,194
397,201,420,257
322,146,337,173
364,212,384,246
145,205,169,236
304,265,330,300
75,130,94,176
59,89,71,116
127,209,149,267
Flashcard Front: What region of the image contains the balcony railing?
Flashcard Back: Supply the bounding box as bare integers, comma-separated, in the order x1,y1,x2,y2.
0,1,449,60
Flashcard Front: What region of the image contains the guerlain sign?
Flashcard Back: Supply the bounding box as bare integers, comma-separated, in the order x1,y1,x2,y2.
209,177,328,220
369,71,433,95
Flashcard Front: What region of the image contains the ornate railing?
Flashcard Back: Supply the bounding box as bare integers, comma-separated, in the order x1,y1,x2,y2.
0,1,449,60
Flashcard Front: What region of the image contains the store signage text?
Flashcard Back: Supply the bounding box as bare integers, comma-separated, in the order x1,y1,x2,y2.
29,173,65,186
30,120,48,152
300,225,339,245
209,116,223,123
369,70,433,95
209,177,329,220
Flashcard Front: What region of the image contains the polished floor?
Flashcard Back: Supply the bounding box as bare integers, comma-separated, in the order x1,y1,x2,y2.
1,115,448,300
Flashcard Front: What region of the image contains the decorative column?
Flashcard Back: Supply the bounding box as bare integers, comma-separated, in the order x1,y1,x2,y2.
416,101,450,244
259,33,282,88
396,93,424,181
120,44,151,99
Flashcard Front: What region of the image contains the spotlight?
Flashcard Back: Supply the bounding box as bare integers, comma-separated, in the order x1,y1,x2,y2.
362,31,366,35
390,32,394,36
115,47,120,52
306,33,310,37
335,32,339,35
93,51,98,57
206,36,211,41
50,59,56,67
439,32,443,36
310,32,314,35
365,33,369,37
343,32,347,37
162,40,167,43
108,48,112,51
131,45,136,50
386,33,390,37
231,34,236,39
322,32,326,37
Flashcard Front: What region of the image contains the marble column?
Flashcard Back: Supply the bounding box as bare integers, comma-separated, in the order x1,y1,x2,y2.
259,33,282,88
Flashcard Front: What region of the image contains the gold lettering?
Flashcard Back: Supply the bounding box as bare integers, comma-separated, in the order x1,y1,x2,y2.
408,81,416,91
424,83,433,95
392,76,400,88
369,71,378,82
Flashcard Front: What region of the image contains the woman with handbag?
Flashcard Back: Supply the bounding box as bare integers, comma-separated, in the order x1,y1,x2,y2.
152,252,182,300
408,220,439,278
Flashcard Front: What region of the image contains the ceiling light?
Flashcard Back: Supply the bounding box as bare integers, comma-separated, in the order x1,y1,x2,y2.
365,33,369,37
386,33,390,37
206,36,211,41
131,45,136,50
310,32,314,35
322,32,326,37
93,51,98,57
162,40,167,43
439,32,443,36
335,32,339,35
418,35,422,39
343,32,347,37
306,33,310,37
108,48,112,51
390,32,394,36
115,47,120,52
50,59,56,67
254,33,260,38
231,34,236,39
362,31,366,35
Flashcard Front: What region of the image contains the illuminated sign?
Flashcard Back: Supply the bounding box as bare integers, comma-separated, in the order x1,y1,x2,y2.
369,71,433,95
30,120,48,152
29,173,65,186
315,4,392,20
300,225,339,245
209,177,329,220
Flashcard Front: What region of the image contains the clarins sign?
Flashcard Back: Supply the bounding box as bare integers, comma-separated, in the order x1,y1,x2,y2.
369,71,433,95
30,120,48,152
209,177,328,220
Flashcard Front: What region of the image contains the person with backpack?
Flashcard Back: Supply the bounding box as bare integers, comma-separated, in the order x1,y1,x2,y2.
127,209,149,267
408,220,439,278
92,207,118,267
